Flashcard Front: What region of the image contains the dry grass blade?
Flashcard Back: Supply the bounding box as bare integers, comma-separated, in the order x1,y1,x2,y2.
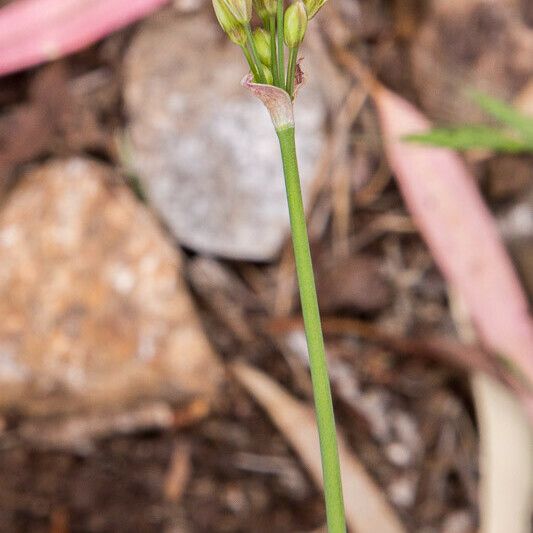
232,361,407,533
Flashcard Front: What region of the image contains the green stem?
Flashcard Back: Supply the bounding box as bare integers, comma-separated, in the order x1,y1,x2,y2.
245,24,266,83
241,44,261,81
269,15,279,86
277,126,346,533
276,0,284,86
286,46,298,97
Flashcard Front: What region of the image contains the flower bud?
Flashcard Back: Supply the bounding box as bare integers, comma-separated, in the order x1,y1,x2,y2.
263,67,274,85
303,0,327,19
222,0,252,24
253,28,271,67
253,0,268,19
284,0,307,48
254,0,278,16
213,0,247,45
228,25,247,46
213,0,236,33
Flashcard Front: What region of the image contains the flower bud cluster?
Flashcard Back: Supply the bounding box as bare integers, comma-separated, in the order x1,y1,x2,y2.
212,0,328,92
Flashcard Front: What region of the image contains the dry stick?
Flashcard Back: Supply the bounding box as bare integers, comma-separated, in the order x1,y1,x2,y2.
330,88,368,256
267,315,503,379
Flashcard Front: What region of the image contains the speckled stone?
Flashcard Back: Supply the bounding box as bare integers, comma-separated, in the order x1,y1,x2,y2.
124,11,325,261
0,158,222,416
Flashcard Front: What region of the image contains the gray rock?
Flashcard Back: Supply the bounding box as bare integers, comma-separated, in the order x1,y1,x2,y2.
124,11,325,261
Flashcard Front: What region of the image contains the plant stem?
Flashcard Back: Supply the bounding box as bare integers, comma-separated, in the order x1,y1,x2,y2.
245,23,266,83
276,0,284,86
269,15,279,86
286,45,298,97
241,44,261,81
277,126,346,533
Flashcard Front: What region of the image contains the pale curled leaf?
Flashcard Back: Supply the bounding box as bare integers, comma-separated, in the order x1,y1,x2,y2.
241,60,305,131
0,0,169,77
232,362,407,533
372,85,533,420
241,73,295,131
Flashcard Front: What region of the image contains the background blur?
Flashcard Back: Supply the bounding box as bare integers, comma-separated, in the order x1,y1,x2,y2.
0,0,532,531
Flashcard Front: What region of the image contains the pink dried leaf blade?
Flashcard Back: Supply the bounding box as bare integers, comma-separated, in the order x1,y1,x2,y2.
373,85,533,418
0,0,169,77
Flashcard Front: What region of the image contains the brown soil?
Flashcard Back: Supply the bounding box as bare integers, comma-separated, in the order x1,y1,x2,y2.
1,0,532,531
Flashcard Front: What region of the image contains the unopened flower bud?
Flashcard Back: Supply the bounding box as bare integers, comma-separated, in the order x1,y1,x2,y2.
284,0,307,48
253,28,271,67
222,0,252,24
228,25,247,46
213,0,247,45
254,0,277,18
263,67,274,85
303,0,327,19
253,0,268,19
264,0,277,14
213,0,239,34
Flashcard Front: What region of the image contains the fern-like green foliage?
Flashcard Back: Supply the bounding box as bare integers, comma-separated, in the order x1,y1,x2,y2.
405,92,533,153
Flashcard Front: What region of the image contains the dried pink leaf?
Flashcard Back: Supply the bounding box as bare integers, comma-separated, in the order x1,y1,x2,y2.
0,0,169,78
373,84,533,420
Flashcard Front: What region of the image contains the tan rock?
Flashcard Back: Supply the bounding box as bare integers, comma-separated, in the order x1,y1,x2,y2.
0,158,222,416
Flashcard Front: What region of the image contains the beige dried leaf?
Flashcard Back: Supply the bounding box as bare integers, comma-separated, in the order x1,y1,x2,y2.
232,362,407,533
